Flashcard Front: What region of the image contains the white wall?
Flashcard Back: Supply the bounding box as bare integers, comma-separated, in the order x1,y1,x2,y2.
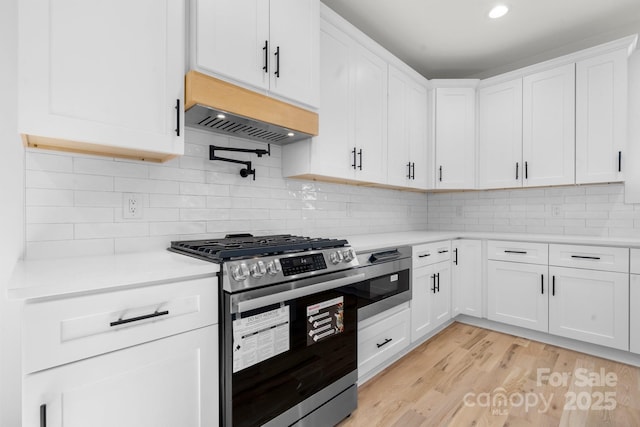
0,0,24,424
23,129,429,258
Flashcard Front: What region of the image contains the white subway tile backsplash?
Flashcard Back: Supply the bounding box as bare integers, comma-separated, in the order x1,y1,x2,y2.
74,191,122,207
149,194,206,209
114,177,180,194
27,170,114,191
27,207,113,224
75,223,149,239
26,189,74,207
74,158,149,178
26,239,114,259
26,224,74,241
26,152,73,172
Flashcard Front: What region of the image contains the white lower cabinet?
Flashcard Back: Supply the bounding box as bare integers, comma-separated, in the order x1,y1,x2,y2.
487,260,548,332
548,267,629,351
631,275,640,354
411,260,451,342
24,326,219,427
452,240,482,318
358,306,410,380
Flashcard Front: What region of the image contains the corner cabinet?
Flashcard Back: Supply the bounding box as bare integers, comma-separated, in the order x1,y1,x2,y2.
282,10,388,185
18,0,185,162
387,65,429,189
192,0,319,108
432,84,477,189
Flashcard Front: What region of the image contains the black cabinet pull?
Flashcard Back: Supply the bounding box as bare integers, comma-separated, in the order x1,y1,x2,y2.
541,274,544,294
406,162,411,179
438,249,449,254
40,404,46,427
351,148,357,170
174,99,180,137
525,161,528,179
571,255,601,260
376,338,393,348
552,276,555,296
516,162,519,180
619,151,622,172
504,250,527,254
436,272,440,292
274,46,280,78
357,149,363,170
431,274,436,293
454,248,458,265
418,253,430,258
110,310,169,327
262,40,268,73
411,162,415,180
439,165,443,182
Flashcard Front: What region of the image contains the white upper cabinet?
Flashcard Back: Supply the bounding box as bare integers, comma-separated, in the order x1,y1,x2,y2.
387,65,428,189
434,86,476,189
18,0,185,162
282,8,388,185
522,64,576,187
478,79,523,189
576,49,628,184
193,0,319,108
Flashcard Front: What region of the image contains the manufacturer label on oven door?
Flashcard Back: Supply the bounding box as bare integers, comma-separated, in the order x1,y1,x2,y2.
232,306,290,373
306,296,344,346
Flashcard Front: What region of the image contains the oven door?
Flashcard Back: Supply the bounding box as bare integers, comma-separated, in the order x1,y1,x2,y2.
222,271,363,427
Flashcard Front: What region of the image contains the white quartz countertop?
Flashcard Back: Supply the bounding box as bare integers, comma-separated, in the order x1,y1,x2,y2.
344,231,640,252
9,251,219,300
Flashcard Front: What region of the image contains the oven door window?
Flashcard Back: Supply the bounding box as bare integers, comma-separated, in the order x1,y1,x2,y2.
231,288,357,427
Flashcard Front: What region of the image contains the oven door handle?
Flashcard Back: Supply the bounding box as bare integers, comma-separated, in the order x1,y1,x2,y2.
236,272,366,313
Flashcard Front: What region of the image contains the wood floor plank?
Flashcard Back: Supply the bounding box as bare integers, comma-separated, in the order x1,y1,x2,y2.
339,322,640,427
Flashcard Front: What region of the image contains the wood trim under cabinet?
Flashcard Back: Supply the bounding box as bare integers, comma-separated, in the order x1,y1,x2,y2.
184,71,319,136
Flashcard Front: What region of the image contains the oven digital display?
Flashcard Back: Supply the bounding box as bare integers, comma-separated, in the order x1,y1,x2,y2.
280,254,327,276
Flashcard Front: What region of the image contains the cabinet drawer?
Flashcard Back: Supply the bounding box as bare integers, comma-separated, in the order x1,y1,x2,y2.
549,244,628,272
413,241,451,268
23,276,217,374
358,307,410,378
630,249,640,274
487,240,548,265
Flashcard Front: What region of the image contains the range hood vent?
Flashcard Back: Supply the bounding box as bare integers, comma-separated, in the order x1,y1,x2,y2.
184,71,318,144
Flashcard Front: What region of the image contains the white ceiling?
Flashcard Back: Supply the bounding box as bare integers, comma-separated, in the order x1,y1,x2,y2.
320,0,640,79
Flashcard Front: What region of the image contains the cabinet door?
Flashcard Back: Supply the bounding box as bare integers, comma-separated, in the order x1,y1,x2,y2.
19,0,185,159
353,45,388,183
269,0,319,107
407,78,429,189
435,88,476,189
576,49,628,184
431,261,452,328
631,275,640,354
452,240,483,318
549,267,629,350
24,326,218,427
411,265,435,342
487,261,548,332
522,64,575,186
478,79,523,189
194,0,269,91
387,67,412,187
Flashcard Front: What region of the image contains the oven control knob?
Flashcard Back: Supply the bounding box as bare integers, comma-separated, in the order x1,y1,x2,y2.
341,249,355,263
231,263,250,281
251,261,267,278
267,259,282,275
329,251,343,264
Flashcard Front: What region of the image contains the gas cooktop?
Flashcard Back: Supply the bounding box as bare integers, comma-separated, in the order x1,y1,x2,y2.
169,234,349,262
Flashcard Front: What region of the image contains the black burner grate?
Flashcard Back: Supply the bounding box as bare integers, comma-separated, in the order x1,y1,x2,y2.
169,234,348,262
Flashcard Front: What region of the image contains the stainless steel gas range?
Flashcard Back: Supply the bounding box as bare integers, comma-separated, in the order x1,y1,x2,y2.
169,234,364,427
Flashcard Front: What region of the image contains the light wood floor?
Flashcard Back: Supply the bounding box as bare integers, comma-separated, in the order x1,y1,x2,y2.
339,322,640,427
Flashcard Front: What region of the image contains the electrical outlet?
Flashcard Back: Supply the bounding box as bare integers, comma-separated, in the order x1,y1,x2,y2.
551,205,562,217
455,206,463,217
123,193,143,219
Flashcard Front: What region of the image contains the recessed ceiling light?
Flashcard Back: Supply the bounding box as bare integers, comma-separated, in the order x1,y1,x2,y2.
287,132,295,137
217,113,226,119
488,4,509,19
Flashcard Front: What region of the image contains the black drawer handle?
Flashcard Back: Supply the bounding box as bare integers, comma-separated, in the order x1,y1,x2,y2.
571,255,601,260
40,404,46,427
541,274,544,294
377,338,392,348
438,250,449,254
552,275,556,296
418,253,431,258
110,310,169,327
504,250,527,254
454,248,458,265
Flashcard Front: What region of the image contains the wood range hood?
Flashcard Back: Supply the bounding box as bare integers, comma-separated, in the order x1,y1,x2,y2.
184,71,319,144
